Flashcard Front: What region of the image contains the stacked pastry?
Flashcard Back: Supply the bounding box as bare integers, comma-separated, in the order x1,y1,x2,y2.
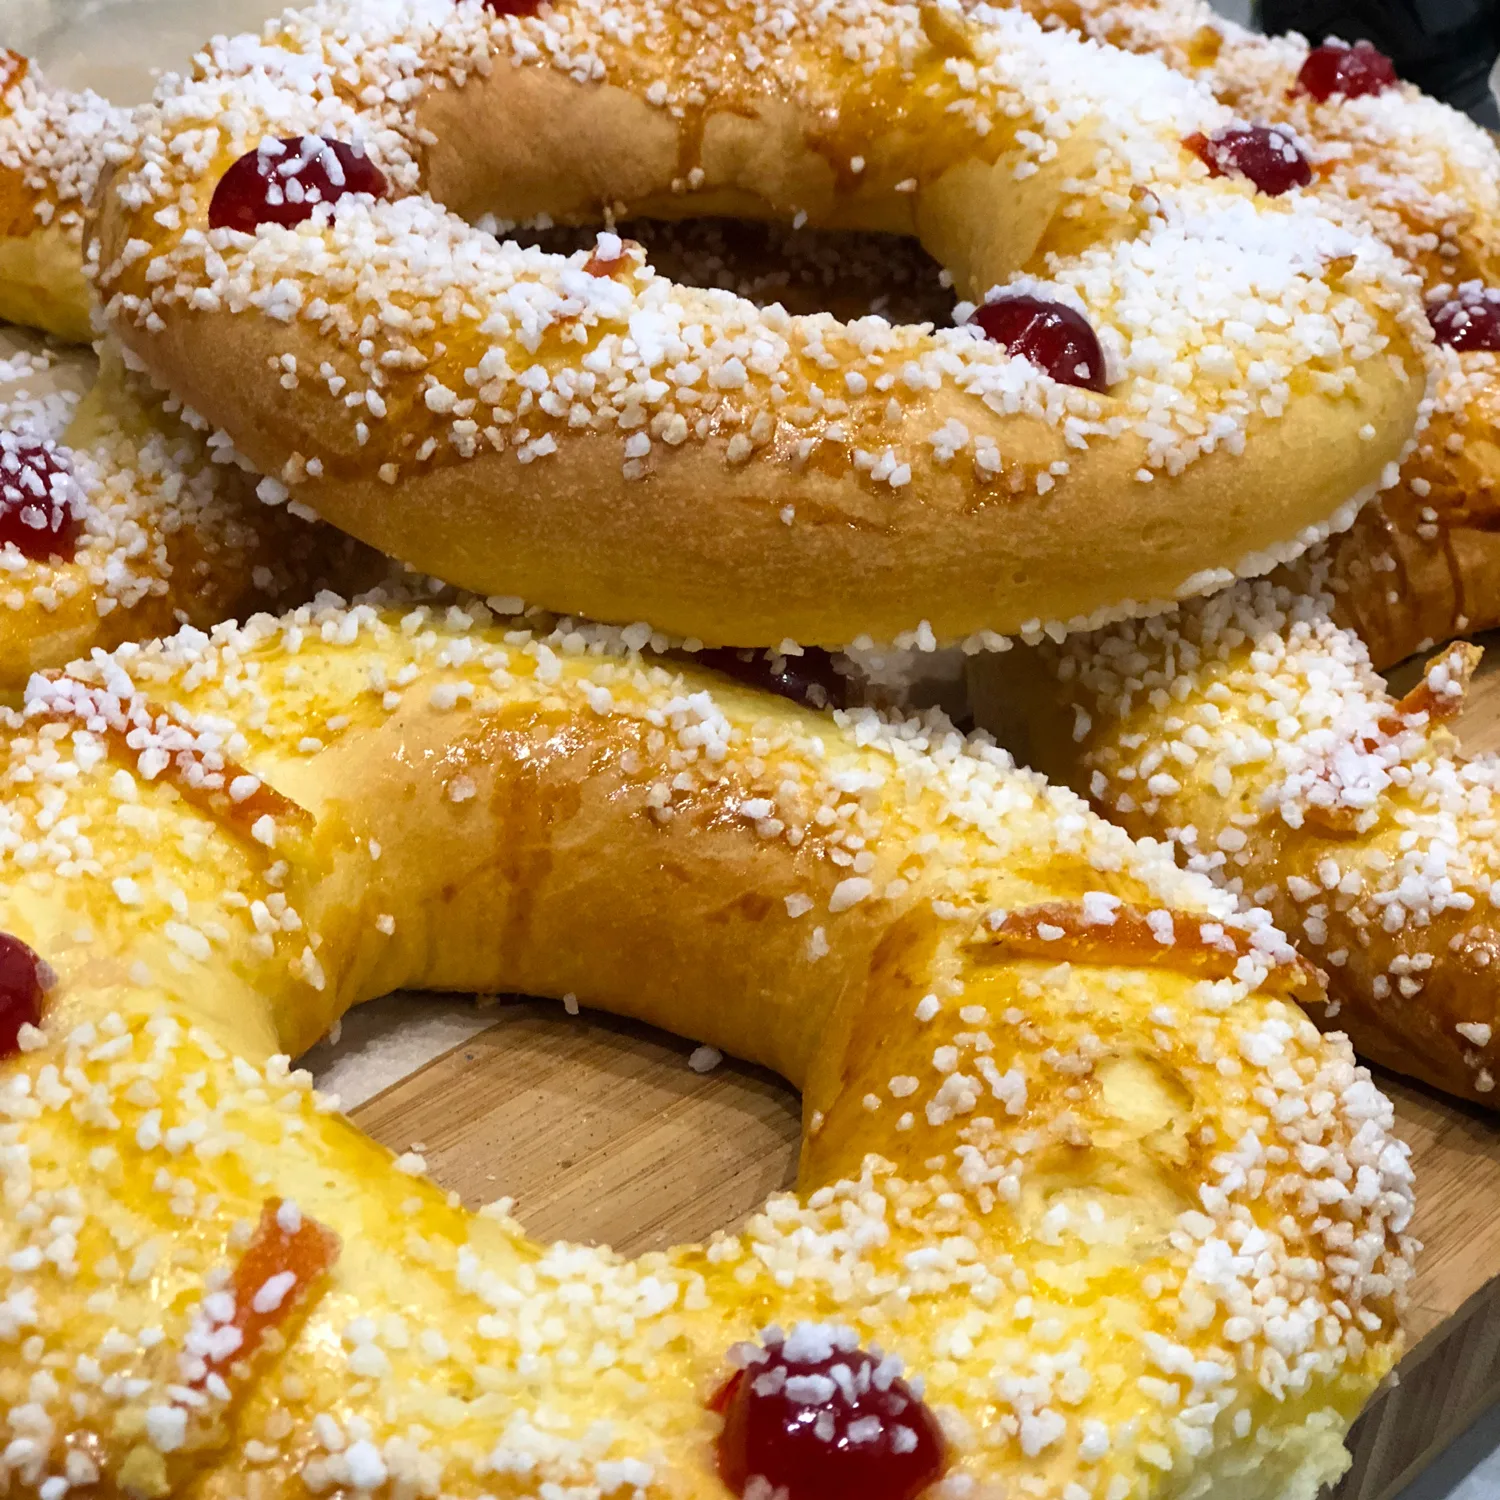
0,1,1489,1497
971,0,1500,1108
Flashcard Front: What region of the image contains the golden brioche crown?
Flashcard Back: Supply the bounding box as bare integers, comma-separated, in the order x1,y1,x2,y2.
0,591,1416,1500
86,0,1433,646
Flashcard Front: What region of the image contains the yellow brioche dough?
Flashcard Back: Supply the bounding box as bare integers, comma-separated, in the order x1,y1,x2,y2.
1014,0,1500,666
0,590,1417,1500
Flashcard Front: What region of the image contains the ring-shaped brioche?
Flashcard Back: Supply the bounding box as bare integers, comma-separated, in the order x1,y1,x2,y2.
1014,0,1500,665
969,576,1500,1105
0,51,126,343
0,344,380,694
91,0,1431,648
0,587,1416,1500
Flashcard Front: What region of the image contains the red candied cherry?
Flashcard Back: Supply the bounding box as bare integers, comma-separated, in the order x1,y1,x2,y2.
0,933,47,1058
0,433,82,561
971,293,1107,392
1428,285,1500,352
1186,125,1311,197
482,0,542,13
698,647,849,712
209,136,388,234
713,1324,946,1500
1297,41,1398,102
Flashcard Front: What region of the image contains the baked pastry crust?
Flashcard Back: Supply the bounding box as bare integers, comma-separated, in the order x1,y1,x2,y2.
973,580,1500,1105
0,585,1416,1500
88,0,1428,647
1016,0,1500,666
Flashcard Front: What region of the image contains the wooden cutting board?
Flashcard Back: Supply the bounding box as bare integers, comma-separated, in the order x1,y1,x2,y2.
347,642,1500,1500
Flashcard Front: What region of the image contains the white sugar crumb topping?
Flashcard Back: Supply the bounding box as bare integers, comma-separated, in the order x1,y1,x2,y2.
0,52,134,248
0,586,1416,1500
1056,0,1500,298
91,0,1427,539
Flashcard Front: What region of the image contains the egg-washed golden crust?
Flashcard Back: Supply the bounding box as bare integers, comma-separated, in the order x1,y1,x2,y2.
89,0,1429,650
0,51,127,343
0,591,1415,1500
0,348,384,695
1015,0,1500,667
975,577,1500,1105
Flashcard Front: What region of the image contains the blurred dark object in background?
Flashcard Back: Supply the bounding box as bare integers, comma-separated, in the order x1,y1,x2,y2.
1256,0,1500,124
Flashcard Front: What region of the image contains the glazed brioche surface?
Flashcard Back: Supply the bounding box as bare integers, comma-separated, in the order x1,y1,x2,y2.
972,579,1500,1105
0,593,1417,1500
0,50,125,342
90,0,1430,647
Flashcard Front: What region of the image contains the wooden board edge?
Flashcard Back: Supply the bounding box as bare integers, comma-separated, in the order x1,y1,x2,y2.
1332,1275,1500,1498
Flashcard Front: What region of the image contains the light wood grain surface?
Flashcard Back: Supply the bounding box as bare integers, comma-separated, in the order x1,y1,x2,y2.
344,639,1500,1498
353,1001,802,1254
